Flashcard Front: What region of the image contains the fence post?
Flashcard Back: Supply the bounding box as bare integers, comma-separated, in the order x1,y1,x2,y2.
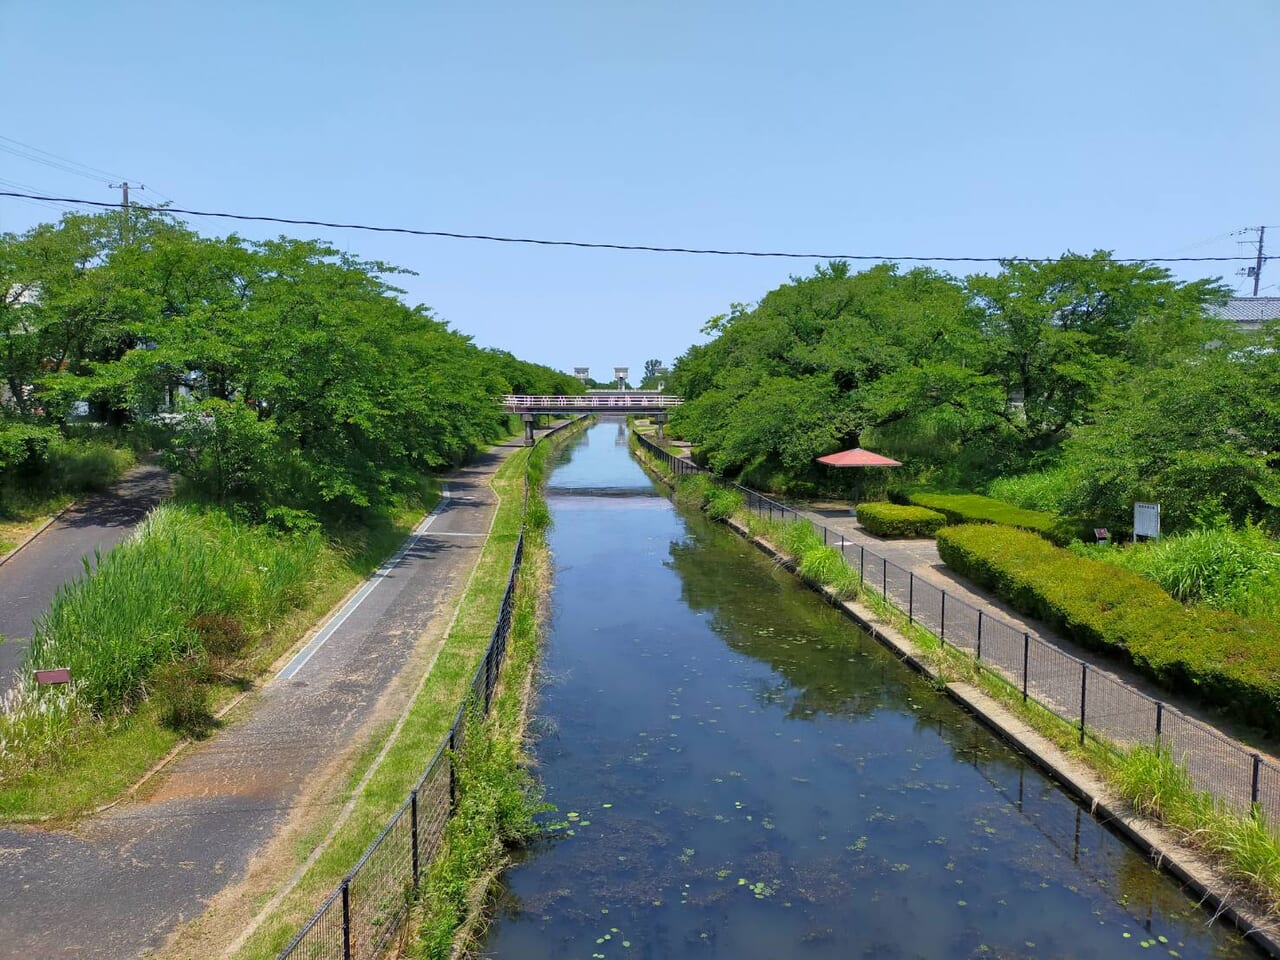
411,787,421,887
1155,701,1163,748
976,610,983,661
882,557,888,595
823,526,828,546
341,878,352,960
908,573,914,623
1253,754,1262,806
1079,664,1088,745
1022,633,1030,702
859,546,865,585
940,593,947,643
448,727,458,810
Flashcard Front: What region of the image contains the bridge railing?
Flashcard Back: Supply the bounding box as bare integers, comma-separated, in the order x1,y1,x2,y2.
502,394,682,409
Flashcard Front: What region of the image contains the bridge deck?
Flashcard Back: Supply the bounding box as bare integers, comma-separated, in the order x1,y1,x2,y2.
502,394,682,415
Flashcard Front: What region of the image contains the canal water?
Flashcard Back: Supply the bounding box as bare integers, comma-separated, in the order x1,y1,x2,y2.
480,421,1258,960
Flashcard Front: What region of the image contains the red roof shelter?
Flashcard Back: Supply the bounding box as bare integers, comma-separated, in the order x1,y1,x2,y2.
816,449,902,468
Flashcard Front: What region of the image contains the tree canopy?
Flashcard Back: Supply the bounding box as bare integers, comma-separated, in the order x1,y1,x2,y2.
669,256,1245,528
0,209,580,519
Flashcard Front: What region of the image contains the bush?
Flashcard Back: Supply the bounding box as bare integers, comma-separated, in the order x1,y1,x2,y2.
151,657,213,735
907,491,1076,545
856,501,946,538
935,524,1280,732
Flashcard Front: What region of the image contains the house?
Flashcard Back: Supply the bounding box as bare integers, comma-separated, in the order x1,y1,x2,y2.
1208,297,1280,333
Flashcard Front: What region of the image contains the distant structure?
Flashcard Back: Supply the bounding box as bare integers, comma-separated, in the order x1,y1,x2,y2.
573,367,590,383
614,366,629,389
1208,297,1280,333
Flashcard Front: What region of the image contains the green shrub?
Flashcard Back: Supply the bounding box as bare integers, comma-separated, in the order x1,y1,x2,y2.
856,501,946,538
936,524,1280,732
44,438,135,493
151,656,214,735
908,491,1076,545
0,423,57,478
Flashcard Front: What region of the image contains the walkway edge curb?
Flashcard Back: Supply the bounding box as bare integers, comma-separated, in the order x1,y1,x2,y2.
0,502,75,569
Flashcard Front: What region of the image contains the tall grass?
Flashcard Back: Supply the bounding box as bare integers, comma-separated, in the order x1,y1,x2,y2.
986,466,1078,514
0,504,326,777
1075,524,1280,620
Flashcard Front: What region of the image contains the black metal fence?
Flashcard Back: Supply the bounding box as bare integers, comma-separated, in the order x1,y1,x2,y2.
633,431,1280,826
276,419,581,960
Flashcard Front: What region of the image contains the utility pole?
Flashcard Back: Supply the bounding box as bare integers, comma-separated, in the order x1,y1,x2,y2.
108,182,143,241
1253,225,1266,297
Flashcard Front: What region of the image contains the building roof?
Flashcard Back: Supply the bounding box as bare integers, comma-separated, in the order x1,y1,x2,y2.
1208,297,1280,326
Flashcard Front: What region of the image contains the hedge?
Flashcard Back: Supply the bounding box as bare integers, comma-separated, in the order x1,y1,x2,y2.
935,524,1280,733
905,491,1075,545
856,501,946,538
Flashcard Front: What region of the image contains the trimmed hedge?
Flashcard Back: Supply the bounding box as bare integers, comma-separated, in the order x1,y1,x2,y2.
906,491,1075,545
935,524,1280,733
856,501,946,538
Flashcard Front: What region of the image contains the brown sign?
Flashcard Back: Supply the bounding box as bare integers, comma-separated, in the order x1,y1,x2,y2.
34,668,71,685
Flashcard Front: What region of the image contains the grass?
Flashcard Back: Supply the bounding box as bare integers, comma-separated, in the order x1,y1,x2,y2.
230,420,587,960
0,494,423,822
414,452,556,958
1074,524,1280,622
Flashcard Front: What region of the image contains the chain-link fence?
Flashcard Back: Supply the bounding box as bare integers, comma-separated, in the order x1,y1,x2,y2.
275,419,579,960
633,431,1280,827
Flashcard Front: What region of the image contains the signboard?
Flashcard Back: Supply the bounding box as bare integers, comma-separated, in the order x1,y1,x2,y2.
1133,502,1160,541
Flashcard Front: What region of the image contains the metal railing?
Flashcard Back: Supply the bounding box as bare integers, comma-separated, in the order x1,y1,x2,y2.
275,418,583,960
502,394,682,410
632,431,1280,826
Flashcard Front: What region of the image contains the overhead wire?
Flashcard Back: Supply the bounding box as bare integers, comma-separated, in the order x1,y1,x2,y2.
0,134,130,183
0,190,1261,265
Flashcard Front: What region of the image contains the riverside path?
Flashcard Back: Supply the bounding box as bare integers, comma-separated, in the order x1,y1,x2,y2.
0,429,558,960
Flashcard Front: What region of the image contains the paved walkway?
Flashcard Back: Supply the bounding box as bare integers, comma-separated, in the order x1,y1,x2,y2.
0,463,172,687
0,433,549,960
797,503,1280,765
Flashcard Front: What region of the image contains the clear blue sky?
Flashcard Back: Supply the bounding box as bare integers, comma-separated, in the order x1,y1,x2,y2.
1,1,1276,380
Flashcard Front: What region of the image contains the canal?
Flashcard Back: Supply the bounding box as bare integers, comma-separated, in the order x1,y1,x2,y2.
479,421,1258,959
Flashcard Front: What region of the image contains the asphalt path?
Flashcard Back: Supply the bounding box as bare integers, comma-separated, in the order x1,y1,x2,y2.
0,463,173,685
0,435,538,959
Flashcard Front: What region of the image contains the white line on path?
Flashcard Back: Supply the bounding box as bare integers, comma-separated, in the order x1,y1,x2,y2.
274,488,452,682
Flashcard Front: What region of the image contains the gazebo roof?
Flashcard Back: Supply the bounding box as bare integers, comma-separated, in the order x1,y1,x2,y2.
816,448,902,467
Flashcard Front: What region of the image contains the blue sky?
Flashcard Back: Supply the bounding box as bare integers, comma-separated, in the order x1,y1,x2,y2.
1,1,1276,380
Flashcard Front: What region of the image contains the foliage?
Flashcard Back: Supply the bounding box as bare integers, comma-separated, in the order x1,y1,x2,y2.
0,210,577,520
1112,746,1280,908
1053,338,1280,531
904,491,1074,544
856,501,946,538
985,466,1080,515
1073,524,1280,621
935,523,1280,732
667,256,1233,520
0,504,326,776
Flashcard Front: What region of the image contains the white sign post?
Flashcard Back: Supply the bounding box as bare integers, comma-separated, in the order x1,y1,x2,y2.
1133,502,1161,542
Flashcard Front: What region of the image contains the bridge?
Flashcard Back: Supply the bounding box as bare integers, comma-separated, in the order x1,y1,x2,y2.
503,392,683,444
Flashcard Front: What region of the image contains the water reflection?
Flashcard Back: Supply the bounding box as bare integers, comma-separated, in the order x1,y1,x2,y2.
479,423,1258,960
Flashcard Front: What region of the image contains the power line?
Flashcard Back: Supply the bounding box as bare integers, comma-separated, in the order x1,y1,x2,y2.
0,189,1264,264
0,134,131,183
